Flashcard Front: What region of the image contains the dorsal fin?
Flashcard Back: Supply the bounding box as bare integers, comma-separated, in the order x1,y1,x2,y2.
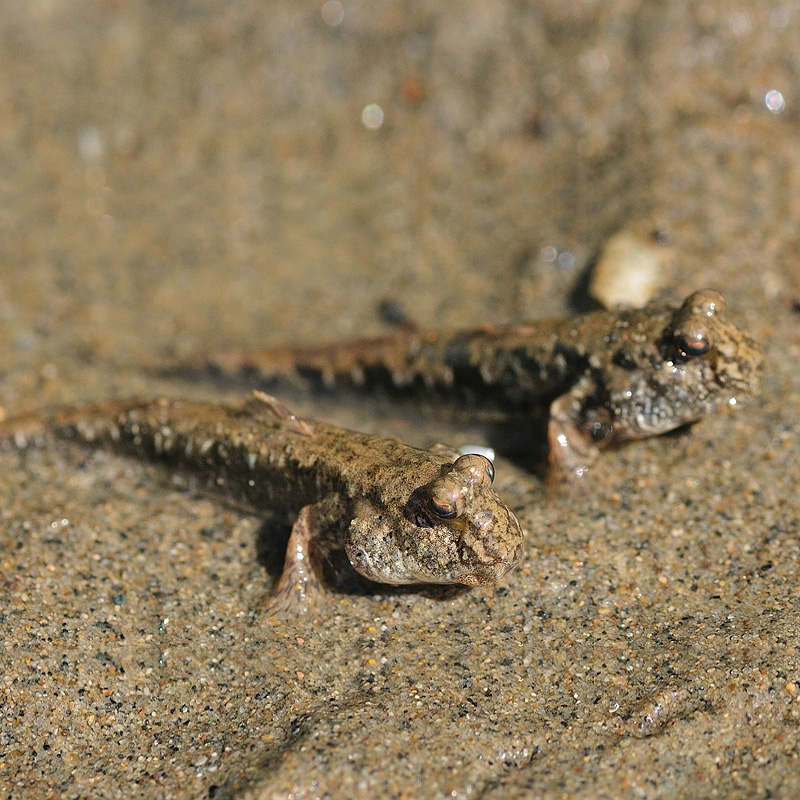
246,391,315,437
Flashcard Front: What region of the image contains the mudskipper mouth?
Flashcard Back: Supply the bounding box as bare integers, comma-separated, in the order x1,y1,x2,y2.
458,536,523,586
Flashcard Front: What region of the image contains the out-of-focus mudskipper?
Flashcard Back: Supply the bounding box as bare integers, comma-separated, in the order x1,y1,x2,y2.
179,290,764,479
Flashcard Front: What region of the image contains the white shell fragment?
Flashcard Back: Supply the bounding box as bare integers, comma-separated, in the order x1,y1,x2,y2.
590,230,671,309
458,444,496,462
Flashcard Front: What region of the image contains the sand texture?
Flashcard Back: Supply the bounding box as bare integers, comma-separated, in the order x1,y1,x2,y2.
0,2,798,798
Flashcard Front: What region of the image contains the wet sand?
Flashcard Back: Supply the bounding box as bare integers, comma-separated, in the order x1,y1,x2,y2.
1,2,799,798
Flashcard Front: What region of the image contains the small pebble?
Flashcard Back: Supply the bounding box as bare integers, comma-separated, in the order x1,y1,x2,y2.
590,230,670,308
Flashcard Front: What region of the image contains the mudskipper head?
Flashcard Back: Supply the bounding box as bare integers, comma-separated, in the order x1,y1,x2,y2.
597,289,765,442
346,453,524,587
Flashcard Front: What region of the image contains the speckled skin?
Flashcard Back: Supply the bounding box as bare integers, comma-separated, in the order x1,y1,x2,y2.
0,392,523,614
193,290,764,478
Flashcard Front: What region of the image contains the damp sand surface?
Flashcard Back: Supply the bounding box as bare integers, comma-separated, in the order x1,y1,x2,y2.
0,2,799,798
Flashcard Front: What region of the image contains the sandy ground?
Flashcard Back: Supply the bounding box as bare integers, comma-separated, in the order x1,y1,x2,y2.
1,1,799,798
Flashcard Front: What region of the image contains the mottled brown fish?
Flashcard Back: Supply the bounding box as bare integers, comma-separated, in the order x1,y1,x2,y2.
0,392,524,615
176,290,764,478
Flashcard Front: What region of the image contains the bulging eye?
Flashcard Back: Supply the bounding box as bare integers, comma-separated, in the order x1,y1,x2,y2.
588,419,613,444
674,325,711,357
686,288,726,317
451,453,495,486
427,496,459,519
581,407,614,446
425,476,465,520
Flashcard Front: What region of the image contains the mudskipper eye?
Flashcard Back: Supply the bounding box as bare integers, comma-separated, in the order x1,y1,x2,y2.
426,476,465,520
588,419,614,444
451,453,495,486
425,453,495,522
674,325,711,357
581,407,614,445
685,288,726,317
427,496,459,519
